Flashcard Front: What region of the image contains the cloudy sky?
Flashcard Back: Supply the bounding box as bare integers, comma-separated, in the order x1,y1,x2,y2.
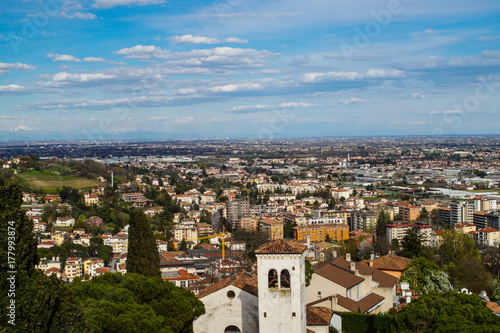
1,0,500,140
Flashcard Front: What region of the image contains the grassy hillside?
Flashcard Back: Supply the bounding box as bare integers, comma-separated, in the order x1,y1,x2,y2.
16,170,102,193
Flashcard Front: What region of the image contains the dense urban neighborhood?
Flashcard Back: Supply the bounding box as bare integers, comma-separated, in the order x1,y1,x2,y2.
2,136,500,332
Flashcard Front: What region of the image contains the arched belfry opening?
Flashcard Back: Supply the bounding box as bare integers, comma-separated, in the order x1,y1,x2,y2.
224,325,241,332
268,269,278,288
280,269,290,288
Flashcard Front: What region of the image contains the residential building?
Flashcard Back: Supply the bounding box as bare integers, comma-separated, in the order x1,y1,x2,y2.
64,257,82,282
474,199,497,212
293,224,349,243
351,211,377,231
54,217,75,227
386,223,432,246
174,224,199,242
450,201,473,226
84,192,99,206
477,228,500,247
307,255,397,314
399,205,421,222
258,218,284,240
104,235,128,253
84,216,104,227
226,199,250,229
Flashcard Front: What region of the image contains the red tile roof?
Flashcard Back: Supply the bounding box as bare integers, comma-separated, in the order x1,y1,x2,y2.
255,239,307,255
197,271,258,299
306,306,335,326
361,254,413,272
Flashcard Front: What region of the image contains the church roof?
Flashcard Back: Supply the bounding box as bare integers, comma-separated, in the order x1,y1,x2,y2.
197,271,258,299
306,306,335,326
255,239,307,255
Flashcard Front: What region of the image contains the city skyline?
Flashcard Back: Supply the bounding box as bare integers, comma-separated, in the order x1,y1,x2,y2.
1,0,500,140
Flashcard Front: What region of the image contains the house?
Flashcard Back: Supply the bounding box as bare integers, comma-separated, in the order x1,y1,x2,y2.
84,258,105,277
144,206,164,216
54,217,75,227
104,235,128,253
163,269,200,288
84,216,104,227
64,257,82,282
476,228,500,247
94,267,110,277
306,254,398,314
84,192,99,206
360,254,413,279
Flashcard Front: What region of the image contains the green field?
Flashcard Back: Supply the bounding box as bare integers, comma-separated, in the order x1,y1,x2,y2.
16,170,102,193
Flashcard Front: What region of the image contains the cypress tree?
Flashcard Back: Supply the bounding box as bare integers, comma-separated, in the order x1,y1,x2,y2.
126,209,160,278
0,176,89,331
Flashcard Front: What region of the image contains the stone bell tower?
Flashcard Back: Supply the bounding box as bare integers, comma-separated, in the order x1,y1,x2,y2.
255,239,307,333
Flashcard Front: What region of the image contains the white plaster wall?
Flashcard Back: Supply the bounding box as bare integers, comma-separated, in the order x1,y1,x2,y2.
194,286,259,333
306,274,347,305
257,254,306,333
372,285,396,313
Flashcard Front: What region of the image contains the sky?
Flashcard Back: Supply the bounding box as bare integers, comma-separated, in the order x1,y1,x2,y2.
1,0,500,140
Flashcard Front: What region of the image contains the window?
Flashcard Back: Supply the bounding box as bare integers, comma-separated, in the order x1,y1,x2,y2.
280,269,290,288
227,290,235,299
224,326,241,332
268,269,278,288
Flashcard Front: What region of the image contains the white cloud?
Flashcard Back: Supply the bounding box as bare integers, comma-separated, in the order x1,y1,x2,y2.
424,29,436,34
0,84,26,92
83,57,106,62
209,82,262,93
11,125,37,132
338,98,369,105
58,11,97,20
92,0,165,9
303,69,404,83
174,116,195,123
482,50,500,58
227,101,319,113
224,37,248,44
169,34,220,44
410,92,426,99
0,62,36,75
477,36,500,41
47,54,82,62
39,72,117,87
116,45,273,61
429,110,462,114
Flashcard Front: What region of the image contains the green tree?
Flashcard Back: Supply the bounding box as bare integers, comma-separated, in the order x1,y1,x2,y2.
438,230,480,266
0,176,89,332
71,273,205,333
127,210,160,278
401,226,424,259
394,291,500,332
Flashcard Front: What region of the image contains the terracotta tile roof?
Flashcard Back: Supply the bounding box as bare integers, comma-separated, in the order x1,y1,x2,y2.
159,251,185,263
198,243,217,250
197,271,258,299
255,239,307,255
315,262,364,289
364,254,413,272
337,293,384,313
306,306,335,326
95,267,110,274
485,301,500,314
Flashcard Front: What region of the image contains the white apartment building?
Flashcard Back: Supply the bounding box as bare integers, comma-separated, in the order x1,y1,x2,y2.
104,235,129,253
386,223,432,246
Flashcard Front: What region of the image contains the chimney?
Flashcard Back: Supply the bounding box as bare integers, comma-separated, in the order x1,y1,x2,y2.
370,252,375,260
306,235,311,247
350,261,356,272
346,253,351,262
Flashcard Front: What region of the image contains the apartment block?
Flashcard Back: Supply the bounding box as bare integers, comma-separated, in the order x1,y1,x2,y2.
293,223,349,243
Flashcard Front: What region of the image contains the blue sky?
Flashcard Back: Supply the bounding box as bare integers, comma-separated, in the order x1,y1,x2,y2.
1,0,500,140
